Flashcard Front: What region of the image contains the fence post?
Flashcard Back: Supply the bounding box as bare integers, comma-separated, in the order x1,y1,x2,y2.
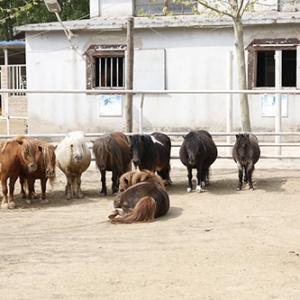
275,50,282,156
226,51,233,156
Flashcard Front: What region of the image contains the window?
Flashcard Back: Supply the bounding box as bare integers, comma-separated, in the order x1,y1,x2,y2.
85,45,126,90
247,38,299,89
135,0,193,16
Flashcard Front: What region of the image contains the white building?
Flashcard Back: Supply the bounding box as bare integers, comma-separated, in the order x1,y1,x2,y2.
17,0,300,134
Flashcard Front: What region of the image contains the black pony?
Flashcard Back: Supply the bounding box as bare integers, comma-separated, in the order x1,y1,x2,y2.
129,132,171,185
179,130,218,193
232,133,260,191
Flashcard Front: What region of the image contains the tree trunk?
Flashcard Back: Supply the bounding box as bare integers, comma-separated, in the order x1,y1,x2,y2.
233,18,251,132
125,17,134,133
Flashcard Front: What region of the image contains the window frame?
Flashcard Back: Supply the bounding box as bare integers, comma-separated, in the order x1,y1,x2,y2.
135,0,193,16
85,44,127,90
246,38,299,89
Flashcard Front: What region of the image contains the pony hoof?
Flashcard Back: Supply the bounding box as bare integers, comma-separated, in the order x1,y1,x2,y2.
41,200,49,205
196,185,202,193
201,181,206,187
236,188,241,191
1,203,8,209
66,193,72,200
26,200,32,205
187,187,192,193
8,202,15,209
108,210,119,219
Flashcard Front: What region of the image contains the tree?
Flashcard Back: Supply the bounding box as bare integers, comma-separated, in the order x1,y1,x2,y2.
168,0,252,132
0,0,89,41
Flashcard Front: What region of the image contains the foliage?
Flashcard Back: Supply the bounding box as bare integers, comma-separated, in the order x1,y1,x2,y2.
0,0,89,41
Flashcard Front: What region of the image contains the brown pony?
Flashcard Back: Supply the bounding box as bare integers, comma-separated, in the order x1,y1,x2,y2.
92,132,131,195
118,169,165,193
0,136,42,209
232,133,261,191
109,170,169,224
19,141,57,205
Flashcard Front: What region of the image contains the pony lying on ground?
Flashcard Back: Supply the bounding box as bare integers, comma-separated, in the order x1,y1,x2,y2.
56,131,91,199
232,133,261,191
0,136,42,209
109,170,169,224
92,132,131,195
129,132,171,185
179,130,218,193
19,141,57,205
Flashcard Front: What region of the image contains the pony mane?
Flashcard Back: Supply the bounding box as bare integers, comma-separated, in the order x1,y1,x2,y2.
93,134,124,173
185,131,206,153
56,131,90,167
13,136,39,160
141,135,156,162
119,170,165,193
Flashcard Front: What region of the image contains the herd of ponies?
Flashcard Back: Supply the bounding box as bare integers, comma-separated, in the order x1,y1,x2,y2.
0,130,261,223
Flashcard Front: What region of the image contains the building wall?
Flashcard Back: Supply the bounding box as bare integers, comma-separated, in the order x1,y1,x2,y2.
25,23,300,134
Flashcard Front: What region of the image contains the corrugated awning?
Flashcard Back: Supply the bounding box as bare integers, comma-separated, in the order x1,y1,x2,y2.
0,41,25,49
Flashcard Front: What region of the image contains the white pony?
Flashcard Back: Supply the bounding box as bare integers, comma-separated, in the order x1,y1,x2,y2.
56,131,91,200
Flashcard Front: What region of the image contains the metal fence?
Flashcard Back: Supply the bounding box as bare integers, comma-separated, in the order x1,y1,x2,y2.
1,88,300,160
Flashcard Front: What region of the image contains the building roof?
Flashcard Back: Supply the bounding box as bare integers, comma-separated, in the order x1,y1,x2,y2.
16,11,300,33
0,41,25,48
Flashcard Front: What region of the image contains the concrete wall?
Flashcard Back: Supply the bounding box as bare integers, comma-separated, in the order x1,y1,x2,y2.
25,23,300,134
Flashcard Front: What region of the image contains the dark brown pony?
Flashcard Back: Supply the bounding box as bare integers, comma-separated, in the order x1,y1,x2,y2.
109,170,169,224
19,141,57,205
179,130,218,193
92,132,131,195
129,132,171,185
232,133,261,191
0,136,42,209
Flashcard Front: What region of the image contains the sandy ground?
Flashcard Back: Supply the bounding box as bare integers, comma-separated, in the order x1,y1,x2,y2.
1,153,300,300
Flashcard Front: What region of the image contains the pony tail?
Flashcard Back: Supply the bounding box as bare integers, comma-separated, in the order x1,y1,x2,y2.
111,196,156,224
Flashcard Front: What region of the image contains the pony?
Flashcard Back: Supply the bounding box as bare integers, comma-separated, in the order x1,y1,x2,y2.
109,170,169,224
232,133,261,191
19,141,57,205
0,136,42,209
179,130,218,193
92,132,131,195
129,132,171,185
55,131,91,200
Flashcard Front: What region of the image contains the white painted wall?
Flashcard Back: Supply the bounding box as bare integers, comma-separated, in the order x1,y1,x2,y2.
25,21,300,134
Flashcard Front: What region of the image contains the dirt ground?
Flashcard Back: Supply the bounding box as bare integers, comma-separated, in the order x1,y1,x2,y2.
1,155,300,300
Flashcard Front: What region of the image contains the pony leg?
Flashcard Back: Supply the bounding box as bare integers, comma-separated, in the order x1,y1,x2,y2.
40,178,49,204
76,175,83,198
100,170,107,195
8,176,18,209
19,176,27,199
26,178,34,205
236,166,243,191
187,167,193,193
111,172,119,195
247,164,255,190
196,166,203,192
66,176,73,200
1,177,9,209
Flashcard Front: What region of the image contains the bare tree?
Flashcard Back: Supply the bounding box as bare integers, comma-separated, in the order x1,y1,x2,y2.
172,0,252,132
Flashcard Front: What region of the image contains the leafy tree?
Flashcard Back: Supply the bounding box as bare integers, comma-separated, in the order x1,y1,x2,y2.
0,0,89,41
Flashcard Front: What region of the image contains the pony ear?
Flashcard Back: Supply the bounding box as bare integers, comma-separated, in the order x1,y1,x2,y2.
182,135,186,139
236,134,239,139
246,134,249,138
141,135,145,141
90,140,94,144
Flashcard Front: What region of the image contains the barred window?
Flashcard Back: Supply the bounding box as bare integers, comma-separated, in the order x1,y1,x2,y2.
85,45,126,90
